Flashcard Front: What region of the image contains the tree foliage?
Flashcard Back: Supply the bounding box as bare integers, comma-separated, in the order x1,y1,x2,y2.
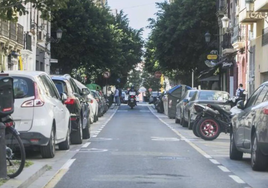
0,0,68,21
50,1,143,87
144,0,218,84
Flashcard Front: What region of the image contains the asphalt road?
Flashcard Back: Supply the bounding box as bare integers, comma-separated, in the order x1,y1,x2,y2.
49,103,254,188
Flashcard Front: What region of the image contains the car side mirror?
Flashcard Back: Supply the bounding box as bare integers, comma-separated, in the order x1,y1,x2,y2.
61,92,68,103
82,88,89,95
236,100,245,109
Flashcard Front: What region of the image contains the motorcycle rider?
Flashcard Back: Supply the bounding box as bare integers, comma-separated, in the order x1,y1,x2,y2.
127,85,138,106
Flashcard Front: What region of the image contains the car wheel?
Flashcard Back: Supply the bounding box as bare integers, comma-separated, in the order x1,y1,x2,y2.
192,120,200,137
59,126,70,150
251,133,268,171
71,118,83,144
40,128,55,158
83,119,90,139
196,117,221,141
187,113,193,130
229,132,243,160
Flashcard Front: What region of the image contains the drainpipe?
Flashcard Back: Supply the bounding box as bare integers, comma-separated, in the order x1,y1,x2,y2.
0,123,7,179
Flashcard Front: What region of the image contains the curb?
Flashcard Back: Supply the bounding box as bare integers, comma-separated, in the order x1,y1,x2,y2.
1,163,49,188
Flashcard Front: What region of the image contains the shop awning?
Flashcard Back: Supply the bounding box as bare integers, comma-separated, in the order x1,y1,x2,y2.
199,75,219,82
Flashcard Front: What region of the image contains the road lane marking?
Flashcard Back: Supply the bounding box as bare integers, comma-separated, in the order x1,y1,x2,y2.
44,159,76,188
229,175,245,184
82,142,91,148
210,159,220,164
218,165,230,172
148,106,246,185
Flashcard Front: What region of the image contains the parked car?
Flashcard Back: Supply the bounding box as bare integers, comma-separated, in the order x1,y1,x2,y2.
91,90,105,117
74,79,99,123
175,90,197,124
51,74,90,144
230,81,268,171
182,90,231,129
155,91,166,113
5,71,71,158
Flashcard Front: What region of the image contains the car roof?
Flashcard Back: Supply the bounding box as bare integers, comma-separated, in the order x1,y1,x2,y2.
4,71,48,79
50,74,70,81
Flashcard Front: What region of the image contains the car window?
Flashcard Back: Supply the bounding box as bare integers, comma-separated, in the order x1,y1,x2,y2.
189,91,196,98
69,78,80,94
253,85,268,105
263,86,268,102
189,91,197,101
53,80,68,94
13,77,34,98
198,91,229,101
45,76,61,99
245,86,264,108
39,75,59,98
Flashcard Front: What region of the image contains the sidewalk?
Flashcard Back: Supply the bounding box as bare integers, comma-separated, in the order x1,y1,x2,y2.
0,105,117,188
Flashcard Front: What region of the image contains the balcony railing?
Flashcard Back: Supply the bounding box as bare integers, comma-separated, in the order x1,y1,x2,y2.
17,24,24,45
0,20,9,37
262,27,268,46
9,22,17,41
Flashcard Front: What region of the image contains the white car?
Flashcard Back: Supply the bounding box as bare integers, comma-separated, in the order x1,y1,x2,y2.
6,71,71,158
74,79,99,122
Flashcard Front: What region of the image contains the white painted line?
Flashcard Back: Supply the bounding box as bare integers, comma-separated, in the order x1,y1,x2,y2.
82,142,91,148
210,159,220,164
92,135,97,138
61,159,76,170
218,165,230,172
229,175,245,184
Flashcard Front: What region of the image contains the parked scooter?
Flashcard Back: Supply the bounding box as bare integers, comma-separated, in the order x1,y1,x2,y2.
128,91,136,109
192,98,237,140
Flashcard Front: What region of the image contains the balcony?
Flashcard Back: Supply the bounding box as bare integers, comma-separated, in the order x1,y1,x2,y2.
0,19,24,51
232,25,246,51
254,0,268,12
239,7,263,23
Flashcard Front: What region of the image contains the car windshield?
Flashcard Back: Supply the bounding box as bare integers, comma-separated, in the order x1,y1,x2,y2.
198,91,229,101
52,80,68,94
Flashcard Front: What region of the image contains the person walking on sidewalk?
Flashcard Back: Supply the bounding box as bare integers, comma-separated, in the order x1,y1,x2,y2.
114,87,120,106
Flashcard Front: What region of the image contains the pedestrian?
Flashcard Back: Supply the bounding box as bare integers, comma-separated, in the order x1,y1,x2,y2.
114,87,120,106
236,83,245,102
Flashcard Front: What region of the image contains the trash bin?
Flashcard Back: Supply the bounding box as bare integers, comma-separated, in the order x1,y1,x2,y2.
163,85,191,119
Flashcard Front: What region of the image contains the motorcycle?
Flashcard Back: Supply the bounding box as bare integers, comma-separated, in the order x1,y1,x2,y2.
192,98,237,141
128,91,136,109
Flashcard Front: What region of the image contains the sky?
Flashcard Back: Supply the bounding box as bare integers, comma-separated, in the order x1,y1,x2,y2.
107,0,166,41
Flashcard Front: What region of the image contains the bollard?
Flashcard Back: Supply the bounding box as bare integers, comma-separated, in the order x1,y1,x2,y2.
0,122,7,179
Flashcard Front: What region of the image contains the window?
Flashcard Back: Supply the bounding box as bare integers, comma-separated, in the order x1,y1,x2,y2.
13,77,34,98
245,86,264,108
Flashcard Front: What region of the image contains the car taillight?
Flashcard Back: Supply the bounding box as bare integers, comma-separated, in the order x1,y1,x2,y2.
263,108,268,115
131,95,134,98
90,99,94,104
21,82,44,107
64,98,75,105
5,121,14,127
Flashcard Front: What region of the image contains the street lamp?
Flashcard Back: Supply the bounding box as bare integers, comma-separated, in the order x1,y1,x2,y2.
205,31,211,43
46,28,63,43
221,15,230,29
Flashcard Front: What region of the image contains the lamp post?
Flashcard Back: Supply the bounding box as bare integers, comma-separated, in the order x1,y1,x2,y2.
46,28,63,44
245,0,254,12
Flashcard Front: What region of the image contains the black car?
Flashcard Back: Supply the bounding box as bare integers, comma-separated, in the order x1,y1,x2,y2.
230,81,268,171
51,74,90,144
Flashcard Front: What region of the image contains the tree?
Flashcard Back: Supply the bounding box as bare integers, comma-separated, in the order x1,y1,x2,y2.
0,0,68,21
51,3,143,87
144,0,218,83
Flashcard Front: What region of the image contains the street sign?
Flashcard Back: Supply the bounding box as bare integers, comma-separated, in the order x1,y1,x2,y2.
103,71,111,78
207,54,218,60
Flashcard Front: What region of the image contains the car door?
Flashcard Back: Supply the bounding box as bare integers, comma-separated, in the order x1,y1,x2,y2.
244,85,268,148
41,75,66,140
235,86,263,148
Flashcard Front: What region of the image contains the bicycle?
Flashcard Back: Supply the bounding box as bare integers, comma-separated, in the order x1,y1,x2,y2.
0,76,25,178
4,116,26,178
